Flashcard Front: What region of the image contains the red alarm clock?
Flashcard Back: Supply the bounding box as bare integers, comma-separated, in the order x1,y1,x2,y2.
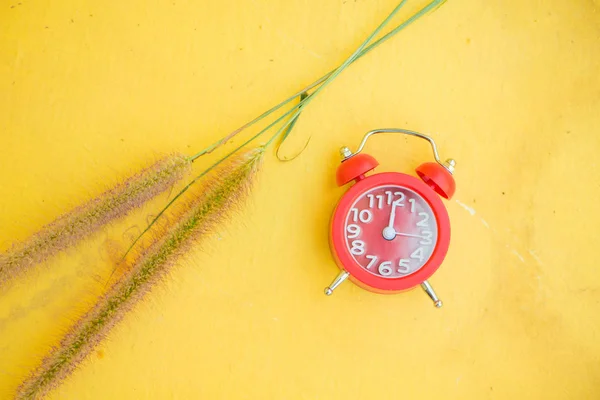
325,129,456,308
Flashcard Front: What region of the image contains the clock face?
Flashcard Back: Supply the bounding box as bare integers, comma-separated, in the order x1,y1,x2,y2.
343,185,438,278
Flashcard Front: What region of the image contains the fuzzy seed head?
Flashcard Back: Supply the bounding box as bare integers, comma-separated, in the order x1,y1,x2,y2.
0,154,192,288
15,148,263,399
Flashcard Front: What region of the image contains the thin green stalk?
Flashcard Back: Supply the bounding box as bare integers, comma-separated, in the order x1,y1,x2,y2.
189,0,447,161
265,0,446,147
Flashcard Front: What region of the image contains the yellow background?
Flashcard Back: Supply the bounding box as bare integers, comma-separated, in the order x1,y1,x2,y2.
1,0,600,398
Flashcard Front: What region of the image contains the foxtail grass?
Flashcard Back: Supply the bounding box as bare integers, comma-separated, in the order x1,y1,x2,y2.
0,154,192,288
15,149,263,400
12,1,447,397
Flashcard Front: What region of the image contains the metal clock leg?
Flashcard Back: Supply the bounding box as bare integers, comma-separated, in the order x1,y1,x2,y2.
421,280,443,308
324,271,350,295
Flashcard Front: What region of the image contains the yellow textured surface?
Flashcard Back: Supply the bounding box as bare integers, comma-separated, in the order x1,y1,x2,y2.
1,0,600,398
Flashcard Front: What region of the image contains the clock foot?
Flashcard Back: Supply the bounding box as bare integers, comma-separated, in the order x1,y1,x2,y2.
421,280,443,308
324,271,350,296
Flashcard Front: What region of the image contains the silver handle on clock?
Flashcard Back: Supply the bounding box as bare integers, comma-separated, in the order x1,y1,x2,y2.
339,128,455,174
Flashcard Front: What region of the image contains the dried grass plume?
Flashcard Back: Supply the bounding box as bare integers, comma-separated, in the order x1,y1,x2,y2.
15,148,264,399
0,154,192,288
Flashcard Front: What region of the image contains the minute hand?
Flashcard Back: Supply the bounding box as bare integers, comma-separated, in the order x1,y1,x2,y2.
382,201,400,241
387,202,398,229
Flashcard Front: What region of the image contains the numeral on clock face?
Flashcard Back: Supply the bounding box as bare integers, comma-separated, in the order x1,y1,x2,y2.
346,224,361,239
350,208,373,223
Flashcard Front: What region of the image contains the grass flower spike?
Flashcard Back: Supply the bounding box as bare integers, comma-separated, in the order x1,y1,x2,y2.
0,154,192,288
15,148,264,399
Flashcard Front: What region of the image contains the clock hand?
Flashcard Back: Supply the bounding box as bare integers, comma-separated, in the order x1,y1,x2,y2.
387,202,397,229
382,202,398,241
395,232,426,239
